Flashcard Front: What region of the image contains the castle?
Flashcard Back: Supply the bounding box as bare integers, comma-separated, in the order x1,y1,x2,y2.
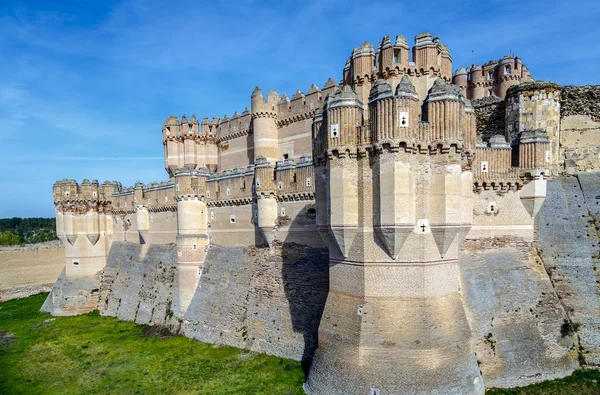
43,32,600,394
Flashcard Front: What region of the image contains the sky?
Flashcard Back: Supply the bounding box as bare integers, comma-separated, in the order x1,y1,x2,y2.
0,0,598,218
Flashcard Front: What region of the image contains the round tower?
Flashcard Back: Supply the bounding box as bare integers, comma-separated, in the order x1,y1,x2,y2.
163,116,181,177
469,65,484,100
251,87,279,165
453,66,468,97
174,169,210,316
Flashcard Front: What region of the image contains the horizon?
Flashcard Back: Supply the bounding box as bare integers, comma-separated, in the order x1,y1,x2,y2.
1,0,598,217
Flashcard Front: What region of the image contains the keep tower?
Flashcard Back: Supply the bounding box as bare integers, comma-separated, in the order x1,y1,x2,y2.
306,76,483,394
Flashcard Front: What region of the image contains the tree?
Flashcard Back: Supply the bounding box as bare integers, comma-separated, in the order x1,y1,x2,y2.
0,230,22,246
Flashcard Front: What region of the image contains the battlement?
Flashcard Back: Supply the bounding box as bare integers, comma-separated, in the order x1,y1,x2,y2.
343,32,453,86
453,54,533,100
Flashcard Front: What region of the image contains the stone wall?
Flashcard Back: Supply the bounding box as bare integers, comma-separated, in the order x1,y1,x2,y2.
460,237,578,388
561,85,600,122
182,243,329,362
537,173,600,367
97,242,178,326
473,96,506,142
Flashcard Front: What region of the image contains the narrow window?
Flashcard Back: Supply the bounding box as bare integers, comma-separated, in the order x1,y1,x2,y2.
283,153,289,160
306,177,312,187
505,65,510,74
488,71,493,80
230,215,236,224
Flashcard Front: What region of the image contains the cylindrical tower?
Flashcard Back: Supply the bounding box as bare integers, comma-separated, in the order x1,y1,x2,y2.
453,66,468,97
251,87,279,164
470,65,484,100
175,168,210,316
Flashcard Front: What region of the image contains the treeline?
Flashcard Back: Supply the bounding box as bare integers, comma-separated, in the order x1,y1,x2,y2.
0,217,58,246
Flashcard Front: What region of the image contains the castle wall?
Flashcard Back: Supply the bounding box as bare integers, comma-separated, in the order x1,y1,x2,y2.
460,237,578,388
208,204,257,246
537,173,600,367
97,242,178,326
218,133,254,171
559,86,600,173
473,96,506,142
469,189,535,241
181,243,329,361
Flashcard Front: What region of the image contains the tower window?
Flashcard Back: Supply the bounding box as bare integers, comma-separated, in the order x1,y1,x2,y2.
230,215,236,224
283,153,289,160
488,71,493,80
505,66,510,74
306,177,312,187
226,187,231,196
488,89,492,96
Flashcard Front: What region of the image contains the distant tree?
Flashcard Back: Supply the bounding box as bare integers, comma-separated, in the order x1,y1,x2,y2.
0,230,22,246
0,217,57,245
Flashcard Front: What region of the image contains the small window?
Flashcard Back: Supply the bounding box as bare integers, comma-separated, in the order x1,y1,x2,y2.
92,191,97,198
134,197,137,202
165,196,168,203
306,177,312,187
488,89,492,96
254,210,258,218
72,260,79,266
176,184,180,191
283,153,289,160
148,199,151,205
226,187,231,196
280,207,286,216
505,66,510,74
188,124,193,132
210,212,214,220
488,71,493,80
125,202,128,208
278,182,283,190
230,215,236,224
207,190,211,198
481,161,489,173
193,244,197,250
65,191,70,197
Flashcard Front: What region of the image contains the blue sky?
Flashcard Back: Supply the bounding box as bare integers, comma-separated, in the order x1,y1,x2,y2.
0,0,598,217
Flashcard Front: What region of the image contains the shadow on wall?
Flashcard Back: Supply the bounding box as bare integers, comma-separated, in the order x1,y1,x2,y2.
277,210,329,373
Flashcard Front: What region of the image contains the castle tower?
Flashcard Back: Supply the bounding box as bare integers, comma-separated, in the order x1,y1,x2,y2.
306,78,483,395
505,82,561,175
53,179,114,279
452,66,468,97
134,181,150,244
251,86,279,164
469,65,485,99
413,32,438,71
163,116,181,176
350,42,375,118
254,156,278,246
174,168,210,315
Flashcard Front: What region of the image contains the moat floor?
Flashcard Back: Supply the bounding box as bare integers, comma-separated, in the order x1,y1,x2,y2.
0,294,599,395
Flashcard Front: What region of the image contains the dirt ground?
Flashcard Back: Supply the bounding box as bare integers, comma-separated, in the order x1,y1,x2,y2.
0,246,64,300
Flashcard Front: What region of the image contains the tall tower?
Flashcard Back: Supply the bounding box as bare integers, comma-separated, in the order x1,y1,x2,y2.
251,87,280,245
174,167,210,315
306,77,483,394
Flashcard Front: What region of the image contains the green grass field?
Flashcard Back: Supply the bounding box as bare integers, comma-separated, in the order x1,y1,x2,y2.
1,294,599,394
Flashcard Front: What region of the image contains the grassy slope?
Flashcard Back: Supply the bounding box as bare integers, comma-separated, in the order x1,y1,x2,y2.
0,294,304,394
1,295,599,394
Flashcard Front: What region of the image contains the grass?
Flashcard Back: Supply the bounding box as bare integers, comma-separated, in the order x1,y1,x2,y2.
487,369,600,394
0,294,304,394
1,295,600,394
